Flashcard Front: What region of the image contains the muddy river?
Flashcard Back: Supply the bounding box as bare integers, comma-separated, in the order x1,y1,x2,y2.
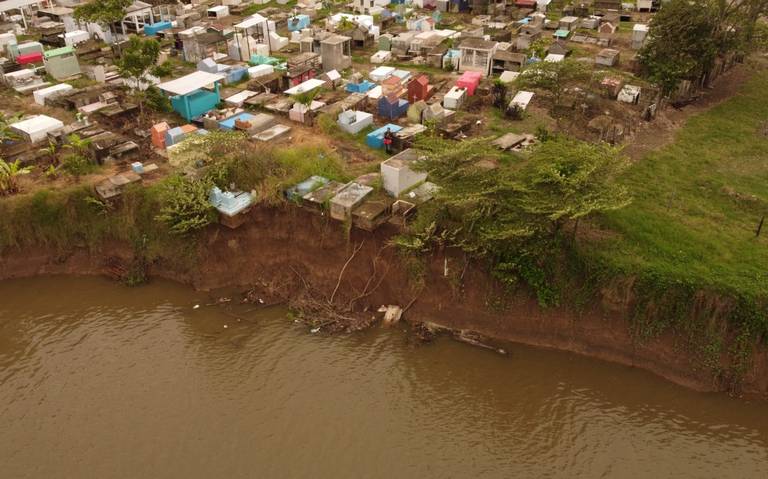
1,276,767,478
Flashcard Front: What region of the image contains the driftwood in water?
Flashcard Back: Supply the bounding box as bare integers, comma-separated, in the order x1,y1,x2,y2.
454,330,508,355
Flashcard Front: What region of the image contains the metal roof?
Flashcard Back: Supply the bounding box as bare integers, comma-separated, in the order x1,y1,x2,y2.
284,78,326,96
157,71,225,96
235,14,267,29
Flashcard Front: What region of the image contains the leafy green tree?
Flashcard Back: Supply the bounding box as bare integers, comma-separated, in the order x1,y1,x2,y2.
409,136,542,256
156,175,216,235
337,17,355,32
638,0,719,94
406,136,557,302
116,36,161,113
518,137,632,236
413,137,631,246
753,21,768,51
402,135,631,305
639,0,768,94
117,36,161,87
0,158,32,195
151,61,173,78
515,58,591,107
526,38,548,60
709,0,768,56
73,0,132,38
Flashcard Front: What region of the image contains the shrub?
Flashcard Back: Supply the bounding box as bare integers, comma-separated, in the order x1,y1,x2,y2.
0,158,32,195
145,85,172,113
60,154,96,178
156,175,216,235
151,61,173,78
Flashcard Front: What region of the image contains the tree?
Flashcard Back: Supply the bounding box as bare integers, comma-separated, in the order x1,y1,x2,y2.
401,135,632,305
73,0,132,39
413,136,630,243
156,175,216,235
526,38,548,60
0,158,32,195
637,0,719,94
518,137,632,236
515,58,591,107
116,36,161,113
638,0,768,94
753,21,768,51
406,136,557,303
117,36,160,87
708,0,768,56
337,16,355,32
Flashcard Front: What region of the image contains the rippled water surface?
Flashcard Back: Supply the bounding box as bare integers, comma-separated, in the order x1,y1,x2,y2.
1,276,767,478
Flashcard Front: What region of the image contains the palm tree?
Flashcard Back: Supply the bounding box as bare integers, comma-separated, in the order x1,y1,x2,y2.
0,158,33,195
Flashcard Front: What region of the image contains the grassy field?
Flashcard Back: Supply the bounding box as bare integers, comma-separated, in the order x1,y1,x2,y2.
584,72,768,300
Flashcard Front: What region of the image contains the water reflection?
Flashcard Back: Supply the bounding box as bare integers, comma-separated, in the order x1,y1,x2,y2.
0,276,766,478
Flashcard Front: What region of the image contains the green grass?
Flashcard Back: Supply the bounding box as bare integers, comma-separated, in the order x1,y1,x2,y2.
241,0,296,16
0,184,167,254
486,107,554,137
272,144,350,186
389,62,447,76
584,72,768,300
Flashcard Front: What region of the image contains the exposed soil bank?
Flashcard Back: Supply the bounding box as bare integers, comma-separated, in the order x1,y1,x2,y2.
1,204,766,398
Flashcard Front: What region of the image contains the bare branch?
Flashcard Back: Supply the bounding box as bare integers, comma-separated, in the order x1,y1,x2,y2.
329,240,365,304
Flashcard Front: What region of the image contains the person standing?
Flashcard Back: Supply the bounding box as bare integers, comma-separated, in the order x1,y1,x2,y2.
383,128,393,154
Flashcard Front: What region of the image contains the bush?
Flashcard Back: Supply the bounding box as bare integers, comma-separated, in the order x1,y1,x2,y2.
316,113,339,135
60,154,96,178
151,61,173,78
0,159,32,195
145,86,172,113
156,175,216,235
505,103,525,120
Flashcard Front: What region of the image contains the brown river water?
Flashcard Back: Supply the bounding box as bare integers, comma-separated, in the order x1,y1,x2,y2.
1,276,768,478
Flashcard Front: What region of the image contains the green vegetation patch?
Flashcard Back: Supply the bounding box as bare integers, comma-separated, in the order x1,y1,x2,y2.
585,73,768,301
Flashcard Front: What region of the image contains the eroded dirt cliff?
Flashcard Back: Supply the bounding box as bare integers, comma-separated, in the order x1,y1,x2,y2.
2,205,766,397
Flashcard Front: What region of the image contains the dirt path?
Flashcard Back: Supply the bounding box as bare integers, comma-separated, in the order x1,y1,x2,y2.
624,59,763,161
